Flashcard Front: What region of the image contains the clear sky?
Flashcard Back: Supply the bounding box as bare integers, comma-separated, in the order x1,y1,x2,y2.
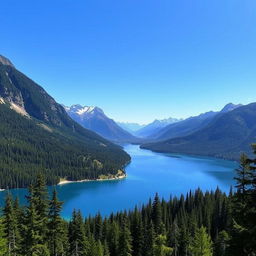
1,0,256,124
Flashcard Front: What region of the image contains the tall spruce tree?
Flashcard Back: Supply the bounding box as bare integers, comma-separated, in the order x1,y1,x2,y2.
69,210,88,256
21,175,50,256
153,235,173,256
48,189,67,256
131,207,143,256
144,220,155,256
152,194,162,235
229,150,256,255
189,226,213,256
247,144,256,253
0,219,7,256
107,221,119,256
3,194,20,256
118,216,132,256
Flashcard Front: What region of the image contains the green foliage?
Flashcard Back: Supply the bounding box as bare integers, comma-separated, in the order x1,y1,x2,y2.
118,216,132,256
0,152,256,256
214,230,230,256
69,210,88,256
48,189,68,256
228,145,256,255
151,193,162,235
153,235,173,256
3,194,20,256
189,226,213,256
0,103,130,189
0,64,130,189
0,219,7,256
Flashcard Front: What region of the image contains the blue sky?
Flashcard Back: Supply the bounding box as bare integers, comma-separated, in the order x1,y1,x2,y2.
1,0,256,124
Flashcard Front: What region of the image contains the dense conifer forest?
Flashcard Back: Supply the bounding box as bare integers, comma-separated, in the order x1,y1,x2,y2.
0,63,130,189
0,104,129,189
0,145,255,255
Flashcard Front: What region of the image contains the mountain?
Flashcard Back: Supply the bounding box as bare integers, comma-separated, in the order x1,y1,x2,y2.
135,117,182,138
141,103,255,160
64,104,139,143
150,103,242,141
0,55,130,189
117,122,146,134
220,103,243,113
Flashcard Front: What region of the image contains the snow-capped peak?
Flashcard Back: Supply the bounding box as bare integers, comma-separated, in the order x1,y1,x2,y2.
77,106,96,115
64,104,104,116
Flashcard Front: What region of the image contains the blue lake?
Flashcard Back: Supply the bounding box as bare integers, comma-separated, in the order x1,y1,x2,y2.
0,144,238,219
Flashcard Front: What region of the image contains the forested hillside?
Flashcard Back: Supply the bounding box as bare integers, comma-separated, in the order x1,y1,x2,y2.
0,58,130,189
0,145,255,256
142,103,256,160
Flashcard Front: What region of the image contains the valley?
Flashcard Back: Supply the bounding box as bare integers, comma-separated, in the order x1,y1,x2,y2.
0,144,237,218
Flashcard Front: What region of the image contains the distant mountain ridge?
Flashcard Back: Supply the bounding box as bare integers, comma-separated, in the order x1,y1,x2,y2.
65,104,139,143
149,103,242,141
135,117,182,138
141,103,256,160
117,122,146,133
0,55,130,189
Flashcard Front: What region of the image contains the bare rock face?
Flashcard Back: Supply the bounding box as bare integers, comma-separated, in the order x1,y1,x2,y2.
0,55,15,68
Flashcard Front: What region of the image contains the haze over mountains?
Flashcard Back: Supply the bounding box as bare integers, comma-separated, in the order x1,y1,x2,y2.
0,51,255,190
0,55,129,189
64,104,138,143
63,101,256,161
134,117,182,138
149,103,243,141
117,122,145,133
142,103,256,160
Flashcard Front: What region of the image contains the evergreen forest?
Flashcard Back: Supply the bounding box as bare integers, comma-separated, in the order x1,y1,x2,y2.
0,145,255,256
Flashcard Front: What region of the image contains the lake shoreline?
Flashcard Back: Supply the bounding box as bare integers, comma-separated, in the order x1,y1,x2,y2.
58,173,126,186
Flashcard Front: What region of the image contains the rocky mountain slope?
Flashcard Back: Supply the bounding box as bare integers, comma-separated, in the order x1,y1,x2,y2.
0,55,130,189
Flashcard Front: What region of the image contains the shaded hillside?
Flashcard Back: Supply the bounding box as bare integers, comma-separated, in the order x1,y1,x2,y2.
150,103,242,141
0,56,130,189
142,103,256,160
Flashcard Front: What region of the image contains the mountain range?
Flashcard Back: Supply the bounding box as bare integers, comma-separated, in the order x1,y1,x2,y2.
0,55,130,189
64,104,138,143
134,117,182,138
149,103,242,141
141,103,256,160
117,122,146,133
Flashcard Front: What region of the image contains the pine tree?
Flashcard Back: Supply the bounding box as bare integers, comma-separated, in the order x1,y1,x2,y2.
214,230,230,256
153,235,173,256
103,240,110,256
189,226,213,256
94,213,103,241
118,216,132,256
0,219,7,256
247,144,256,253
229,152,255,255
168,219,179,256
152,194,162,235
48,189,68,256
3,194,20,256
107,221,119,256
69,210,88,256
131,207,143,256
178,221,189,256
22,175,50,256
144,221,155,256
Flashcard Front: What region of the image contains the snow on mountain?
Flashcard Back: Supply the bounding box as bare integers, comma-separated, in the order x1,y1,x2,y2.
64,104,138,142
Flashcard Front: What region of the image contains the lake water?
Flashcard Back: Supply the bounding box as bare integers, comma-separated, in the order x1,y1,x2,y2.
0,144,238,219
